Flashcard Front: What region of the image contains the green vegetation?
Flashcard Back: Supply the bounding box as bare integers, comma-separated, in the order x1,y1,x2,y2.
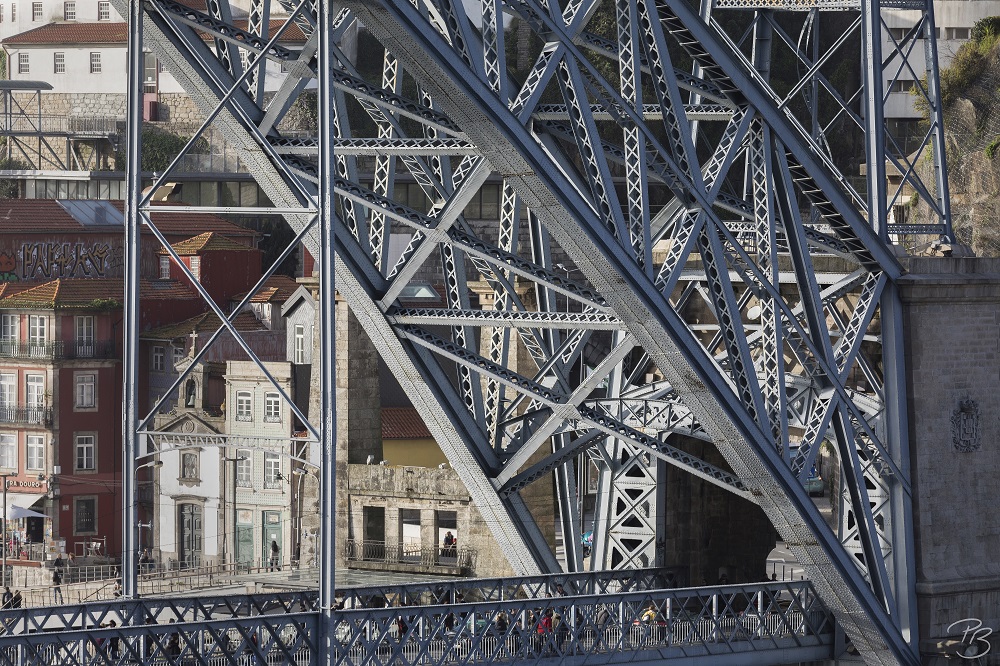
916,17,1000,114
0,157,32,198
114,128,209,172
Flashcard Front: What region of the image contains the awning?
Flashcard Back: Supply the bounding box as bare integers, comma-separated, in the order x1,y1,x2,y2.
2,493,47,520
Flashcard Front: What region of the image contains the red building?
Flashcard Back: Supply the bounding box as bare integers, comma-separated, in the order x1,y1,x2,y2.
0,199,259,561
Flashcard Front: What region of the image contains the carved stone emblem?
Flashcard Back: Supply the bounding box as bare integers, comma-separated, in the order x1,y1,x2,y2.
951,398,981,452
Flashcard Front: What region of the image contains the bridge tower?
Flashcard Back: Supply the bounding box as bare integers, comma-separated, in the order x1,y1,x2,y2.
114,1,953,664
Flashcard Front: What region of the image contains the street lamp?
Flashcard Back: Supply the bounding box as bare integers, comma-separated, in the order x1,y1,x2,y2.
224,456,247,569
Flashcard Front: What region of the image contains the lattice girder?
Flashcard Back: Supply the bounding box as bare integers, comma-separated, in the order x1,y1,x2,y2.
112,1,946,664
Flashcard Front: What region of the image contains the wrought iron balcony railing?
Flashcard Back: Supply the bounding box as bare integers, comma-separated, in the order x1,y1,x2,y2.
0,340,117,360
345,539,474,571
0,404,52,426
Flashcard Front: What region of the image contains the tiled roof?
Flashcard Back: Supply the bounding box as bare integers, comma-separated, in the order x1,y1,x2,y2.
165,232,257,256
0,199,254,239
3,18,305,45
245,275,299,304
3,22,128,45
382,407,433,440
0,278,199,308
140,310,266,340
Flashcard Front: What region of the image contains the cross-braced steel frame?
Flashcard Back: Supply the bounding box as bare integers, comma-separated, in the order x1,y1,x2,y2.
113,1,952,665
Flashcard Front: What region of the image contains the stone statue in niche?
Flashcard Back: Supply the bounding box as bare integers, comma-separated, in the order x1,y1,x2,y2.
951,398,981,452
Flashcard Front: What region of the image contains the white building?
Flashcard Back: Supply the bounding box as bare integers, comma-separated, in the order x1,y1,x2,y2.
884,2,1000,123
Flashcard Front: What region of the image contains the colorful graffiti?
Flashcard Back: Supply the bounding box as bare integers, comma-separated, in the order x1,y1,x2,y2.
21,242,115,279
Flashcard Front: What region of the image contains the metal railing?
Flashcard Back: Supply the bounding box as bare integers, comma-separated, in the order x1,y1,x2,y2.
0,114,119,136
0,339,116,360
0,576,834,666
345,539,474,572
0,404,52,426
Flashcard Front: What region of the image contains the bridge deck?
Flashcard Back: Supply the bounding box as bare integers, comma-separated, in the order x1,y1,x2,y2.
0,570,835,666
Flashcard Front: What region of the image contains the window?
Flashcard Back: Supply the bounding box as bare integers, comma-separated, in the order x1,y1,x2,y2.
28,314,46,347
53,52,64,74
74,497,96,534
189,256,201,282
11,4,15,21
887,27,909,41
75,373,95,409
25,374,43,408
75,434,95,470
159,255,171,279
98,1,109,20
236,449,251,487
63,1,74,20
235,391,252,421
263,452,281,489
152,346,164,372
264,392,280,423
0,434,14,469
945,27,971,40
173,346,184,367
30,2,39,20
1,314,17,342
889,79,916,94
180,452,198,480
0,374,13,410
89,52,101,74
17,53,28,75
26,435,43,471
1,6,5,23
75,315,94,357
293,325,305,364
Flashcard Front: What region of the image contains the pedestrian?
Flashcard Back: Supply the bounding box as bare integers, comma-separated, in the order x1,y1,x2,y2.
52,569,63,604
1,586,10,609
167,619,181,658
269,540,280,572
10,590,21,609
107,620,121,659
113,579,122,598
138,548,152,574
442,531,455,558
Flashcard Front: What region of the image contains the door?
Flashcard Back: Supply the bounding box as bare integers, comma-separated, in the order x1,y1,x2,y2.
262,511,282,568
178,503,203,568
236,509,253,566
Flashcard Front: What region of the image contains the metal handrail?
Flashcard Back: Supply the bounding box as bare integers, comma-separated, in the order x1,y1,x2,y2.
0,339,117,360
0,404,52,426
345,539,474,571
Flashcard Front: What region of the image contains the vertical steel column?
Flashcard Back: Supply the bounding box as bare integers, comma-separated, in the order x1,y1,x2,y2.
922,2,953,241
861,0,888,241
121,0,144,600
317,1,337,664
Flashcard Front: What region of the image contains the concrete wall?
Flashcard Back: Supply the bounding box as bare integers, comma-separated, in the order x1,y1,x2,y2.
900,256,1000,652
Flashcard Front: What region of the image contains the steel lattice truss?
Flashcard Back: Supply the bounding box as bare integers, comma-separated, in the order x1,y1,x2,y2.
110,0,953,664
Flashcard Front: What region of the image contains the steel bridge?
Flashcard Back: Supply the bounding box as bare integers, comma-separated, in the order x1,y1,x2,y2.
40,0,952,664
0,570,836,665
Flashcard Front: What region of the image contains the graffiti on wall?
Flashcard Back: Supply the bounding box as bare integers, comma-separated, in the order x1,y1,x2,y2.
20,242,119,279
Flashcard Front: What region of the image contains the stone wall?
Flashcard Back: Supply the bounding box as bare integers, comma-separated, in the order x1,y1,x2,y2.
900,256,1000,659
347,464,515,579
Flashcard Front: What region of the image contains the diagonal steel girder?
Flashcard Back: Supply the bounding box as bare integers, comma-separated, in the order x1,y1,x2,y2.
347,2,914,664
115,0,560,577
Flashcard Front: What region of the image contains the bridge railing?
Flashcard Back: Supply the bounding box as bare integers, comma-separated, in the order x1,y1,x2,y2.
0,578,834,665
331,580,834,664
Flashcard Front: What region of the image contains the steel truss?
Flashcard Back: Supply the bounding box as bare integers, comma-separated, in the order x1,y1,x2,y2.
109,0,952,664
0,573,834,666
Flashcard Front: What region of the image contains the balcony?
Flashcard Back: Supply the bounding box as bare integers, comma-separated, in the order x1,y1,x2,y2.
345,539,474,576
0,340,117,361
0,404,52,426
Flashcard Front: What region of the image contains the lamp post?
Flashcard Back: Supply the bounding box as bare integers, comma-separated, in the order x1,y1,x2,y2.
290,468,310,567
133,459,162,582
224,456,247,570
